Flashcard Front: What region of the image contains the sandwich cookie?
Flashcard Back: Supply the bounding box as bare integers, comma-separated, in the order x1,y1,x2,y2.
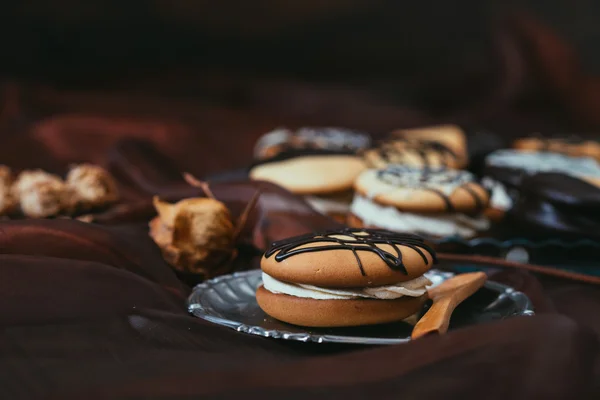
348,165,490,238
362,124,468,170
507,172,600,240
483,149,600,217
256,228,436,327
250,127,371,221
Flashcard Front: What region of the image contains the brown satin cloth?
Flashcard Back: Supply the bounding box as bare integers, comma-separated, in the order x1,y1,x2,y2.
0,113,599,400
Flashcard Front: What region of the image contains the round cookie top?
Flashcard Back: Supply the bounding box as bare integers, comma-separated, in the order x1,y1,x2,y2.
363,125,468,169
254,127,372,160
354,165,489,213
362,139,458,170
261,228,436,287
249,155,366,194
485,149,600,179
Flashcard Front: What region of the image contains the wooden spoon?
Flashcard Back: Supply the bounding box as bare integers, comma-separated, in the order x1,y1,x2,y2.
411,271,487,340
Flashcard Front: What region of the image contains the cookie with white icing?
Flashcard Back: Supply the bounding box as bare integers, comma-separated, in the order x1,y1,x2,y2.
256,228,436,327
349,165,490,238
354,165,489,213
363,124,468,169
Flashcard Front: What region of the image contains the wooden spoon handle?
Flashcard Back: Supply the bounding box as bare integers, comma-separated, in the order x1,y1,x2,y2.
411,272,487,340
411,296,454,339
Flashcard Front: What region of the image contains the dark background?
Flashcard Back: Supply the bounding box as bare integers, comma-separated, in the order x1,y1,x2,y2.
1,1,600,129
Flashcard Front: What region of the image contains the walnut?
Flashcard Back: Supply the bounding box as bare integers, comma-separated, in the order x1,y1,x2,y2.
0,165,16,215
66,164,119,212
12,170,67,218
149,196,237,277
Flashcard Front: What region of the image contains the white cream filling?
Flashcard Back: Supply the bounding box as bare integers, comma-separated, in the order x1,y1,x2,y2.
304,195,351,215
350,195,489,238
262,272,431,300
481,177,513,211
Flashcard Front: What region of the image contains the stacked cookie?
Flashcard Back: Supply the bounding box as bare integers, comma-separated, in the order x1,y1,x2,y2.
249,127,371,221
348,165,490,238
256,228,436,327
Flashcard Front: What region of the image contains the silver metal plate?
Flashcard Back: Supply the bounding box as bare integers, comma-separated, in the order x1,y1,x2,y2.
188,269,534,345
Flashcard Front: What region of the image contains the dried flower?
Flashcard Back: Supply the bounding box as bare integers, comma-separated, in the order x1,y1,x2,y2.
149,174,261,279
66,164,119,212
12,170,67,218
150,196,237,277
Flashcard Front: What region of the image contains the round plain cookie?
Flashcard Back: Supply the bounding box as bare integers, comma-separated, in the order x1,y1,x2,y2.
354,166,490,214
249,155,366,195
581,176,600,187
256,286,427,327
261,228,436,287
513,137,600,161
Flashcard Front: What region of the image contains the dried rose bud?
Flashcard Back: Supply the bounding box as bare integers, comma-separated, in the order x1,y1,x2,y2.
149,196,236,277
66,164,119,212
12,170,67,218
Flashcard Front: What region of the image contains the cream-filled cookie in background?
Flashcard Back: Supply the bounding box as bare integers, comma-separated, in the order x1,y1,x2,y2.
483,149,600,219
250,127,371,222
348,165,490,238
362,124,468,170
256,228,436,327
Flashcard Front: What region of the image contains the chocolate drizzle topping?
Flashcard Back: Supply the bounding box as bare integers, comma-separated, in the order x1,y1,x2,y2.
264,228,437,276
459,185,485,211
370,139,457,168
375,165,484,212
254,127,371,163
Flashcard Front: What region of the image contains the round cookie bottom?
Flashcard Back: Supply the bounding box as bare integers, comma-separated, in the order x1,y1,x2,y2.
256,286,427,327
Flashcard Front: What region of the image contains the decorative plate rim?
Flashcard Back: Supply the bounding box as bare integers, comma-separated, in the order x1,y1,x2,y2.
187,269,535,345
